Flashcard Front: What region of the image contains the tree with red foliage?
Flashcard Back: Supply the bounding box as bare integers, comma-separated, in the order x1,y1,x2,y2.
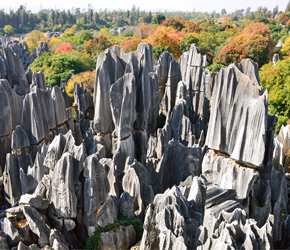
55,42,73,53
214,42,246,65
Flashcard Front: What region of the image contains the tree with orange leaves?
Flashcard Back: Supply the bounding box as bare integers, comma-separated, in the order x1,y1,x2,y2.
243,22,270,37
243,35,269,66
217,22,274,66
222,15,230,24
162,16,185,31
182,20,200,33
148,26,183,58
121,37,142,52
213,42,246,65
134,23,157,39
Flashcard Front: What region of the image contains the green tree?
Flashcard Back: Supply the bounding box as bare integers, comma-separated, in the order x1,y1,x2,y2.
151,13,166,25
152,45,171,60
77,30,93,43
3,25,14,36
179,33,199,54
198,32,219,64
260,59,290,132
30,52,86,87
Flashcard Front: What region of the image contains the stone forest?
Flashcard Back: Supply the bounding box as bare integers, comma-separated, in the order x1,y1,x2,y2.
0,26,289,249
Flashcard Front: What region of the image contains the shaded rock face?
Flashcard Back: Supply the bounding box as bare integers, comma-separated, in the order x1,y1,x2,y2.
0,41,288,250
0,37,31,70
0,79,24,170
122,157,154,219
29,41,50,61
74,82,93,122
21,85,69,146
179,44,211,140
0,47,29,95
83,154,110,216
156,141,201,193
0,37,50,70
155,45,211,144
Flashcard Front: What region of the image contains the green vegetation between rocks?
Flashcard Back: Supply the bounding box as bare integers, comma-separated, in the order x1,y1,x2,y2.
30,52,91,87
84,216,143,249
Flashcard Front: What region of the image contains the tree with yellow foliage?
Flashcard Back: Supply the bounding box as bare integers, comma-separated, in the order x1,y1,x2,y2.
23,30,46,54
3,25,14,36
280,37,290,59
65,70,96,98
46,37,61,52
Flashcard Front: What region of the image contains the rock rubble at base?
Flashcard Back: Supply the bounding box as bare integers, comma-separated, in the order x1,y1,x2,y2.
0,42,288,250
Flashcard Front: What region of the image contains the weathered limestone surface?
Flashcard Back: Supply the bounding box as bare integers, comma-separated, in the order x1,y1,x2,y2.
100,225,136,250
140,186,191,250
83,154,110,215
199,209,274,250
0,47,29,95
74,82,93,122
0,42,288,250
50,152,78,218
0,79,24,169
30,71,47,90
110,73,137,140
122,157,154,219
22,205,51,247
0,37,31,70
4,154,22,206
202,149,258,199
29,41,50,61
156,141,201,193
205,60,268,167
273,125,290,168
93,44,159,161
